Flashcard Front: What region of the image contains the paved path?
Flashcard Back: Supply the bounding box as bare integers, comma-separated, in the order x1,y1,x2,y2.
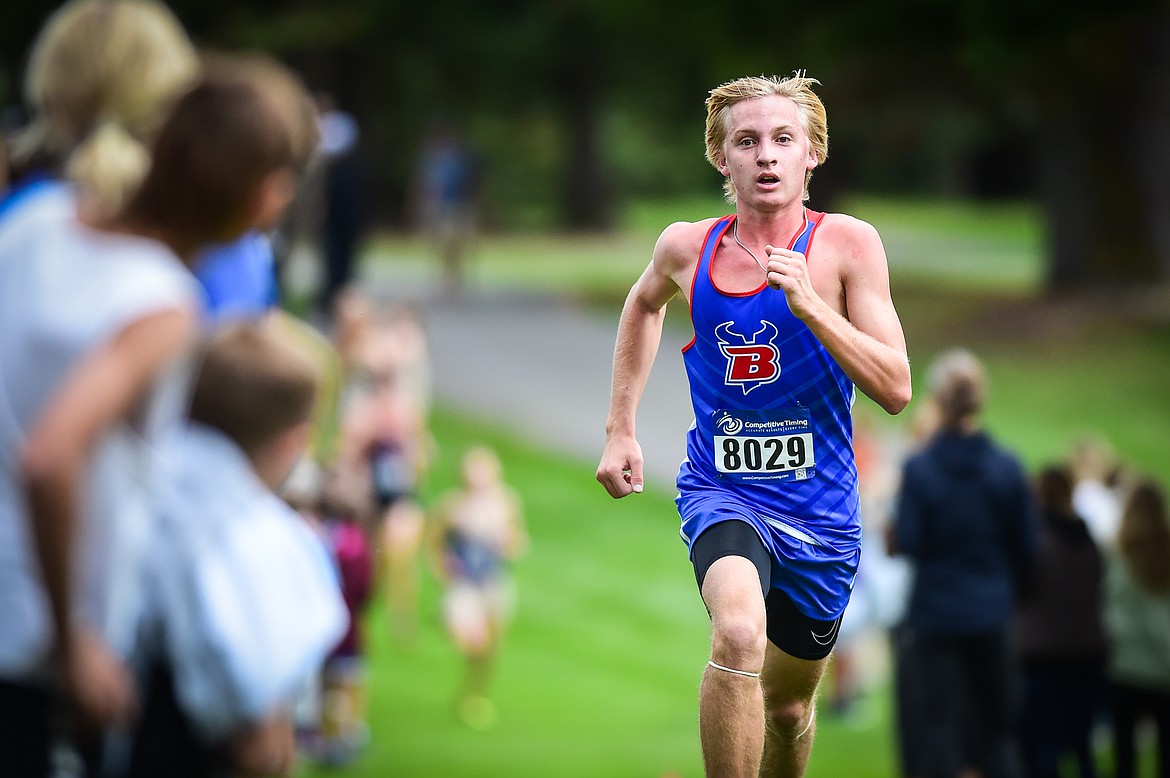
365,281,695,491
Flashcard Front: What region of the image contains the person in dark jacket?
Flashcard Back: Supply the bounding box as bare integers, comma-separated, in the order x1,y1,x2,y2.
894,348,1037,778
1014,465,1107,778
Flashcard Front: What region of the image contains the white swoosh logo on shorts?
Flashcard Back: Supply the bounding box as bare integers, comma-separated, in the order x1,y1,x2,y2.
811,617,841,646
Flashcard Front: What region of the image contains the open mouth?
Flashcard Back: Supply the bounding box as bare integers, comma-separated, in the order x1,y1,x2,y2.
757,174,779,185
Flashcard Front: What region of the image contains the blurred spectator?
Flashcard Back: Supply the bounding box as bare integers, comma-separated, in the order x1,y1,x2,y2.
336,295,434,645
893,348,1036,778
4,0,197,223
1,19,319,773
133,319,346,778
309,463,376,766
315,94,369,318
410,119,482,297
277,457,334,754
1069,436,1125,549
336,293,433,418
429,447,527,729
188,85,323,328
1013,465,1107,778
885,399,943,778
1103,477,1170,778
0,2,199,773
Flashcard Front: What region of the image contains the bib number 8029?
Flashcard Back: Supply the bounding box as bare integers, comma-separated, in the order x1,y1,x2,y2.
714,433,814,474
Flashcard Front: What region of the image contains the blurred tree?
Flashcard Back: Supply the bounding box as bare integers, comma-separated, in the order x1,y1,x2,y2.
3,0,1167,285
951,1,1170,288
681,0,1170,288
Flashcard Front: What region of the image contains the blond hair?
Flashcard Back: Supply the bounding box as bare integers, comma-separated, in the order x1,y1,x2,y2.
16,0,198,219
704,72,828,203
461,446,502,488
927,348,986,430
188,319,322,459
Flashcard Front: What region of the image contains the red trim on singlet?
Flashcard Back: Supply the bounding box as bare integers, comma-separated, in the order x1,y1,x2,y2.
803,209,825,251
682,216,734,353
708,211,817,297
680,210,826,353
709,214,768,299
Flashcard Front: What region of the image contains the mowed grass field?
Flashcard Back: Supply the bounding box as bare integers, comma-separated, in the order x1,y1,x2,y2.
301,195,1170,777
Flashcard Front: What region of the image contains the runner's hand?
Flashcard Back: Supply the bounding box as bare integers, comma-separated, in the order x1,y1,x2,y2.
596,434,644,498
764,245,818,320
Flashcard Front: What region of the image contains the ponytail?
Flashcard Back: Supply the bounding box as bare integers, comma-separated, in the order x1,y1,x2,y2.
927,348,986,431
65,120,150,220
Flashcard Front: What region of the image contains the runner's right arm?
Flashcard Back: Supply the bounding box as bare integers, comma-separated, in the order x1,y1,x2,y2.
596,223,693,498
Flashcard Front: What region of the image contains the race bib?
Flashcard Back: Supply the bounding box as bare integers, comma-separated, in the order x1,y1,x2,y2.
712,407,815,482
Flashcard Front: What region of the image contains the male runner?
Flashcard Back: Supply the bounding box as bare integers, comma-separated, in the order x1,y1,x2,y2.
596,73,911,777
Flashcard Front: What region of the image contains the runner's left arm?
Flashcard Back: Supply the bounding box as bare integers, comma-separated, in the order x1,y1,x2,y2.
765,216,910,415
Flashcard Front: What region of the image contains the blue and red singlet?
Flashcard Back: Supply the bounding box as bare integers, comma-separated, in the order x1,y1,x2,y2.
676,211,860,620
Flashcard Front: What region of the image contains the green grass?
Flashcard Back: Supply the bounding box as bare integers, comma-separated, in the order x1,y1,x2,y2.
302,407,713,778
300,194,1168,776
301,407,899,778
844,195,1045,292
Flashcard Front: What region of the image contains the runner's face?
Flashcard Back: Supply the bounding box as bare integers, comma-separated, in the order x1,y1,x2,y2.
717,95,816,210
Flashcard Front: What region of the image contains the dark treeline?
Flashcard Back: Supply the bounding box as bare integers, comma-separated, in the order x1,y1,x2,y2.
3,0,1168,288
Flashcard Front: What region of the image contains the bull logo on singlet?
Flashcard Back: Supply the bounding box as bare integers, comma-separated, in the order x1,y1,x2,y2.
715,320,780,395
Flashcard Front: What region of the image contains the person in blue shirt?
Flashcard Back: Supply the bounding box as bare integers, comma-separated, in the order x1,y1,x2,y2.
597,73,910,777
193,232,280,323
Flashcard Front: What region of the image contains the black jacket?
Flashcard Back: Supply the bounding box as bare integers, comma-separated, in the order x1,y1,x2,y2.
895,430,1037,634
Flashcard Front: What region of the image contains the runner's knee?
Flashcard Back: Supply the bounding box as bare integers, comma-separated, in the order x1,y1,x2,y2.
764,697,813,738
710,611,767,668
